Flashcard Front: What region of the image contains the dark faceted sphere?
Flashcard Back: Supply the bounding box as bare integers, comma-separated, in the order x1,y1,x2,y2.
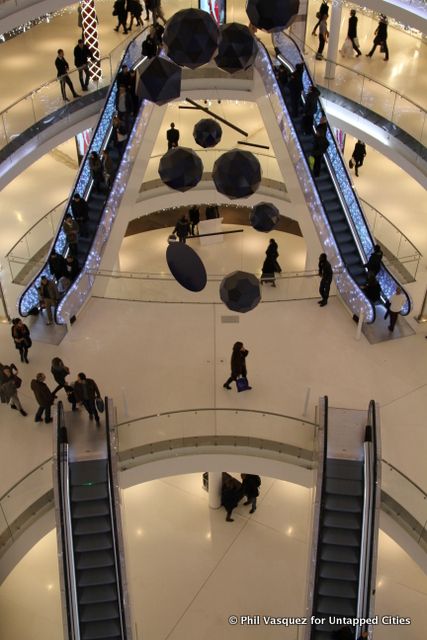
220,271,261,313
246,0,300,33
138,56,182,105
158,147,203,192
193,118,222,148
213,149,262,199
215,23,258,74
250,202,280,232
163,8,219,70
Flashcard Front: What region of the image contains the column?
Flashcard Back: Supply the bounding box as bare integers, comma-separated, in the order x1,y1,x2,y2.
208,472,222,509
81,0,102,82
324,1,342,80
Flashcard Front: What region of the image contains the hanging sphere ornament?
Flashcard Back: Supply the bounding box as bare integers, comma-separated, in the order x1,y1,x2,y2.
214,23,258,74
220,271,261,313
158,147,203,192
166,243,207,292
212,149,262,199
250,202,280,232
138,56,182,105
163,9,219,70
193,118,222,148
246,0,300,33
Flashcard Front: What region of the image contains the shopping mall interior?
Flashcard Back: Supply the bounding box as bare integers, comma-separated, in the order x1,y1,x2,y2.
0,1,426,639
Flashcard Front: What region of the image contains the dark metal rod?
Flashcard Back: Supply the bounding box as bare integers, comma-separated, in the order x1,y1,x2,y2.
178,106,201,110
237,140,270,150
185,98,248,137
186,229,244,239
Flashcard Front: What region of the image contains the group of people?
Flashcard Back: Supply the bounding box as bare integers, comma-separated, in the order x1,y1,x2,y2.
1,325,102,423
312,3,389,63
113,0,165,35
222,473,261,522
171,205,220,242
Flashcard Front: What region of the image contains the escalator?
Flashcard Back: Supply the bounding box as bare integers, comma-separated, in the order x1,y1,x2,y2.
273,35,411,320
308,398,380,639
55,400,131,639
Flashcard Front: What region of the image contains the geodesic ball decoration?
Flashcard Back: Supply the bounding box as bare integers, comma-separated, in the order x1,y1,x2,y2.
220,271,261,313
212,149,262,199
250,202,280,232
158,147,203,192
138,56,182,105
246,0,300,33
163,9,219,70
214,23,258,74
193,118,222,148
166,243,207,292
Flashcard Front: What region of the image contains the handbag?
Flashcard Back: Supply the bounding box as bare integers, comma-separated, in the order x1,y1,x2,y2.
236,377,250,392
349,158,354,169
25,337,32,349
95,397,105,413
308,155,315,171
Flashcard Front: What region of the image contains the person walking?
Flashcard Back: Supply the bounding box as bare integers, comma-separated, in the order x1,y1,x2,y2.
0,364,27,416
89,151,104,192
365,244,383,276
386,286,405,332
63,214,79,256
367,15,389,61
73,38,94,91
312,0,329,36
241,474,261,514
222,474,243,522
71,193,89,237
51,358,77,409
350,140,366,177
128,0,143,29
315,14,329,60
311,129,330,177
189,205,200,236
39,276,60,324
347,9,361,57
223,342,251,390
31,373,54,423
74,372,102,423
318,253,333,306
11,318,31,363
166,122,180,149
55,49,79,101
173,215,190,244
113,0,129,34
266,238,281,273
260,252,277,287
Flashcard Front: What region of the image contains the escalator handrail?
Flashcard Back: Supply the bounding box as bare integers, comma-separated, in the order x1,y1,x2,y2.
18,26,149,319
105,397,128,639
276,33,412,317
56,401,81,640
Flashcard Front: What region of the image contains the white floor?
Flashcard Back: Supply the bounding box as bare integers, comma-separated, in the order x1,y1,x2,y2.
0,474,426,640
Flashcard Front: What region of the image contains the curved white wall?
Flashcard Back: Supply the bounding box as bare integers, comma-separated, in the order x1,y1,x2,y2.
0,0,75,34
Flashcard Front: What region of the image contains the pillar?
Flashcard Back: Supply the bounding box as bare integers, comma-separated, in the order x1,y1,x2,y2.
324,1,342,80
81,0,102,81
208,472,222,509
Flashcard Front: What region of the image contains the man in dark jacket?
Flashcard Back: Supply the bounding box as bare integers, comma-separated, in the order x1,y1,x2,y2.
65,255,80,282
367,15,389,61
351,140,366,177
318,253,333,306
74,372,101,423
55,49,79,101
142,29,158,58
73,39,94,91
347,9,361,56
166,122,180,149
113,0,128,34
365,244,383,276
173,215,190,243
189,205,200,236
312,130,329,177
302,86,320,135
241,474,261,513
71,193,89,236
31,373,54,423
49,251,67,280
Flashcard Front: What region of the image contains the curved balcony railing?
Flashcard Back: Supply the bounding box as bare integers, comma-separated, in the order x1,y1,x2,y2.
274,31,427,163
274,34,411,319
0,30,139,155
1,409,426,559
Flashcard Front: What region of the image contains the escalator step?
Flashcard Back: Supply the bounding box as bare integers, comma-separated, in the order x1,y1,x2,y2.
80,620,121,639
72,484,108,502
76,550,115,570
80,602,120,622
78,567,117,587
318,579,358,598
325,478,363,497
72,499,110,518
311,630,334,640
70,460,107,485
316,595,357,616
344,255,363,266
323,511,361,530
319,561,359,581
320,543,360,563
78,584,118,604
74,516,112,535
321,526,361,547
74,532,113,552
324,494,362,513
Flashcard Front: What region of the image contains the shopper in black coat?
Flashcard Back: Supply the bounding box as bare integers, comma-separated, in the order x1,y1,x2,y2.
223,342,251,390
31,373,54,423
312,131,329,177
312,1,329,36
260,254,277,287
55,49,79,101
367,15,389,61
266,238,281,273
49,251,67,280
347,10,361,56
302,86,320,135
351,140,366,177
113,0,128,34
74,372,102,423
73,39,94,91
166,122,180,149
365,244,383,276
11,318,31,363
318,253,333,306
71,193,89,236
241,474,261,513
189,205,200,236
363,273,381,303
